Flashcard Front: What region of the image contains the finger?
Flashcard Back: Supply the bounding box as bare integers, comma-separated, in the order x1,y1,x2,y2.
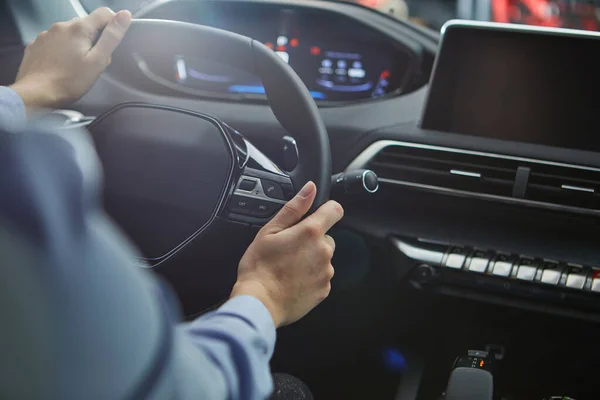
83,7,115,32
324,234,336,252
298,200,343,235
263,181,316,233
89,10,132,63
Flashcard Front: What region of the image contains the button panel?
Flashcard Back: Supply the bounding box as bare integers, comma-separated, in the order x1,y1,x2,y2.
229,175,287,220
392,237,600,318
401,238,600,297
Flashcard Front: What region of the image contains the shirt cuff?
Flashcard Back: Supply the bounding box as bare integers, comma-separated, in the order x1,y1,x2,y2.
0,86,26,128
216,295,276,349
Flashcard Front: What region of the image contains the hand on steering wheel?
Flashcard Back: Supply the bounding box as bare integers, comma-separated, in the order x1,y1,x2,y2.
232,182,343,327
11,8,132,113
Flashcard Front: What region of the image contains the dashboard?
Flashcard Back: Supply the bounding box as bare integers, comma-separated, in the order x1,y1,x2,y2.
130,0,422,103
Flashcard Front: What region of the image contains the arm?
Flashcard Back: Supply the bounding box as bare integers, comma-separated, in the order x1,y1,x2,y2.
1,9,343,399
0,124,277,399
0,123,340,399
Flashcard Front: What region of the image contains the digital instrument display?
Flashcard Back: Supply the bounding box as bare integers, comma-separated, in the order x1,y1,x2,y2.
421,22,600,152
141,3,409,102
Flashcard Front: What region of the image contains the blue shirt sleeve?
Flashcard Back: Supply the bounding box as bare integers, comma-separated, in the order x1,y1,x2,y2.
0,115,276,399
0,86,26,127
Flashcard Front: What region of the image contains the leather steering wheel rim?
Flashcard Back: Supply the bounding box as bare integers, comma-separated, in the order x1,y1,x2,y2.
110,19,332,210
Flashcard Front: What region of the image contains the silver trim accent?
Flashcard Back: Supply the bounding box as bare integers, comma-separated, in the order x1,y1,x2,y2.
362,170,379,193
347,140,600,217
450,169,481,178
561,185,595,194
390,237,444,265
441,19,600,38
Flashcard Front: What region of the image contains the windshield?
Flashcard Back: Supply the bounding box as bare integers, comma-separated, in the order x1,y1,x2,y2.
80,0,600,31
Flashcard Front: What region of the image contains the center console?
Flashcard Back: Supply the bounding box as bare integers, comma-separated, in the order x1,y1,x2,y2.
393,237,600,321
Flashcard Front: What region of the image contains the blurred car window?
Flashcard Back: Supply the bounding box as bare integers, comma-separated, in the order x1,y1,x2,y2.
79,0,600,32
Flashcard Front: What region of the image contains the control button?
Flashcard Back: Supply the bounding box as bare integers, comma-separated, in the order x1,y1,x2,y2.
413,264,437,283
229,195,256,215
540,262,562,285
591,270,600,293
445,248,466,269
261,179,285,200
468,251,489,273
251,199,283,218
238,178,257,192
492,258,513,277
516,260,537,281
565,265,587,290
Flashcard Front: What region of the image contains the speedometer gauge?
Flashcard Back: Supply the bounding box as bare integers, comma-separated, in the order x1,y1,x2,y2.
134,2,413,103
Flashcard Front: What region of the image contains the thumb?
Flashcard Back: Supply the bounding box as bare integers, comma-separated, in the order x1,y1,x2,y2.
263,182,316,233
90,10,132,63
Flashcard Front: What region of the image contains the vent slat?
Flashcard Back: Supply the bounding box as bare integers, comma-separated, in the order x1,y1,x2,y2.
369,146,517,197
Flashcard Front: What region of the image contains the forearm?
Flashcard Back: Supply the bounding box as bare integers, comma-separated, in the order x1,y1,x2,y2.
181,296,276,399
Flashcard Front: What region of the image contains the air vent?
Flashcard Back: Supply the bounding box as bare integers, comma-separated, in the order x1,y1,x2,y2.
351,141,600,216
368,145,519,197
527,164,600,210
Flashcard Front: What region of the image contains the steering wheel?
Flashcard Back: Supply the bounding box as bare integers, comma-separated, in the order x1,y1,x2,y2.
87,19,332,267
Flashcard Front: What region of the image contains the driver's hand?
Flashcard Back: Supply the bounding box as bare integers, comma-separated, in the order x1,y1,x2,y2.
10,8,132,113
231,182,344,328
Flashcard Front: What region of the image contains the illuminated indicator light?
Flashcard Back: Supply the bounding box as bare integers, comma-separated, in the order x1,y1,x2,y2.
265,42,274,50
277,36,288,46
348,68,366,78
176,57,187,81
276,45,286,52
479,360,485,367
310,46,321,55
380,70,390,79
290,38,299,47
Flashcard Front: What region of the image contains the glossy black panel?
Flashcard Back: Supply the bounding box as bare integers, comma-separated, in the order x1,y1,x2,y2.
89,104,234,260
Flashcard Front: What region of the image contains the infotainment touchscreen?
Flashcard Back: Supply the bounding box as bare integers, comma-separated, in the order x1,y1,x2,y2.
420,21,600,152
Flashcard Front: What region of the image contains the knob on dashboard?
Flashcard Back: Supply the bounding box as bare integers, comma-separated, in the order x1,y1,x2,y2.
412,264,437,283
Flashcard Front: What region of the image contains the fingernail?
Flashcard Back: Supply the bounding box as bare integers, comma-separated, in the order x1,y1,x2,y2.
298,181,315,199
116,10,132,29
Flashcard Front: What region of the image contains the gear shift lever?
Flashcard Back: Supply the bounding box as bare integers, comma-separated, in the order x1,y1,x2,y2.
443,350,494,400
